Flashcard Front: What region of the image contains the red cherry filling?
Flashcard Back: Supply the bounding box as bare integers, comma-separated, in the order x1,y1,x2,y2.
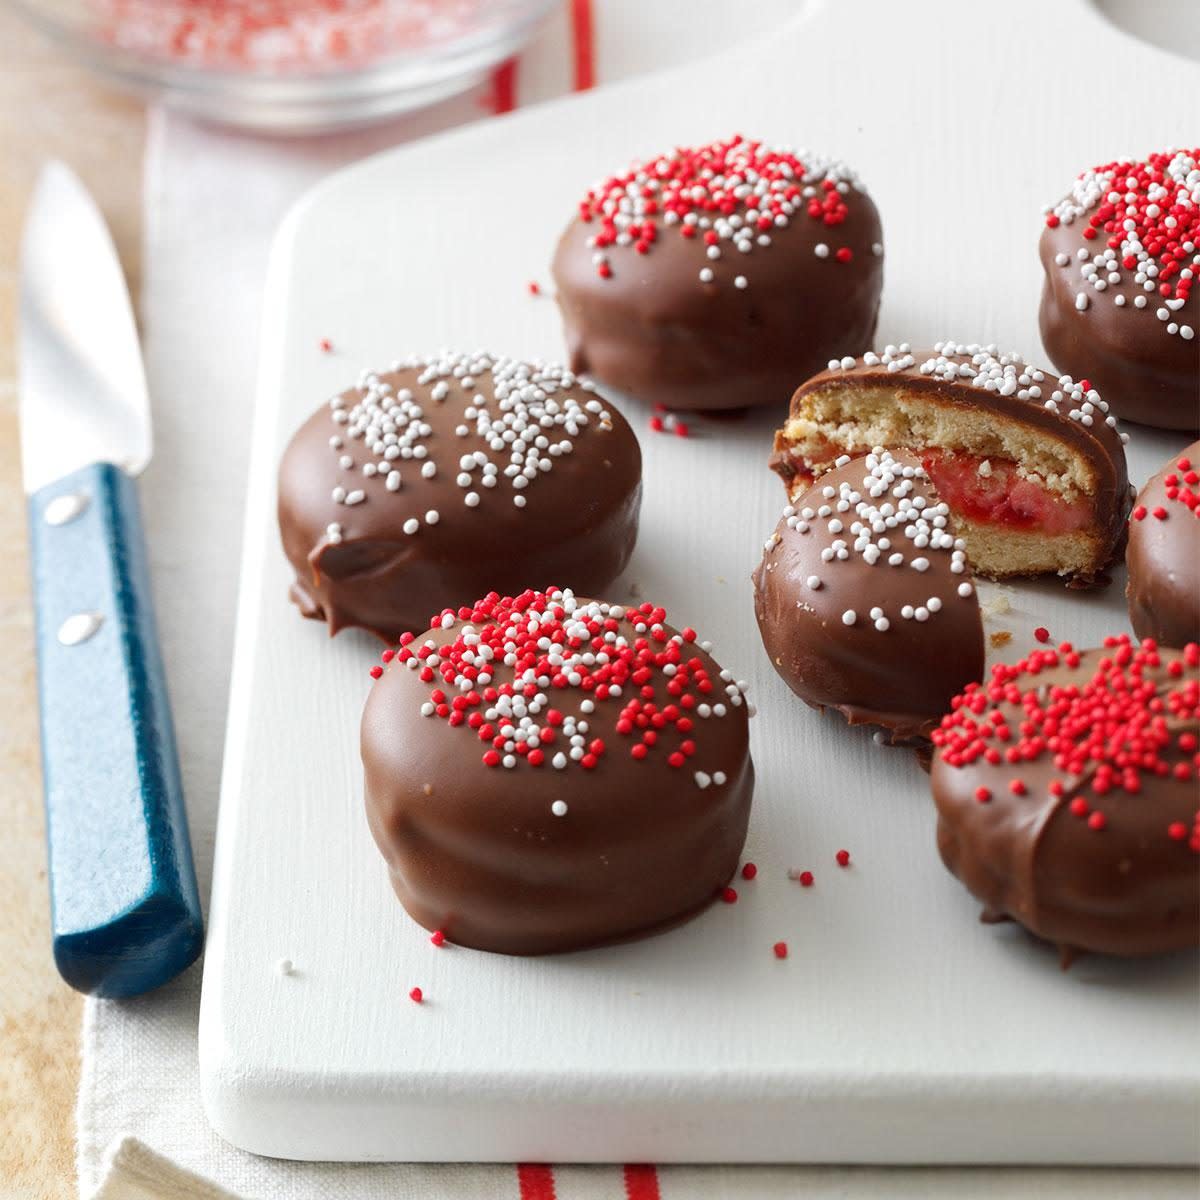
780,444,1093,535
920,450,1092,535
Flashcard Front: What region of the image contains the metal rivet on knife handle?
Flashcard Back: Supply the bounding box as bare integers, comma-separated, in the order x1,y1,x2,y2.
44,492,91,526
57,611,104,646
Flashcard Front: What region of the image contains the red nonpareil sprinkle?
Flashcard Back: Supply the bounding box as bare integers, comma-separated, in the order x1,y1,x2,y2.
1152,506,1168,520
319,337,333,353
793,870,814,888
975,786,992,803
741,862,758,880
578,135,868,286
773,941,788,959
527,280,541,296
1157,458,1200,520
1132,505,1147,521
649,415,664,432
1168,821,1188,841
674,421,690,439
1034,627,1050,644
394,590,743,774
430,930,446,948
933,635,1200,851
1047,150,1199,322
409,987,423,1004
94,1,502,71
835,849,850,867
721,886,738,904
369,665,383,679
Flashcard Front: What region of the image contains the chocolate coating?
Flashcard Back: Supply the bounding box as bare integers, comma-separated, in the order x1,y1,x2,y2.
1127,440,1200,649
1037,151,1199,432
552,138,883,412
770,344,1132,583
278,354,642,642
753,450,984,741
361,591,754,955
931,639,1200,959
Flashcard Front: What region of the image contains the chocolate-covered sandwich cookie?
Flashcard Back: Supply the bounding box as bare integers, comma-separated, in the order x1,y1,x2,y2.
1039,147,1199,432
1127,440,1200,649
278,352,642,641
754,448,983,741
771,342,1131,584
552,134,883,412
931,635,1200,960
362,589,754,955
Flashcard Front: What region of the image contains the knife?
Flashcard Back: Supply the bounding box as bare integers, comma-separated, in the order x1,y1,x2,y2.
20,162,203,998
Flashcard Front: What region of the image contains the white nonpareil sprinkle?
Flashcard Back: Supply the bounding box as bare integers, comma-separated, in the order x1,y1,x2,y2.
769,448,981,638
1043,149,1199,348
581,139,871,291
406,590,749,778
320,352,615,528
551,800,568,817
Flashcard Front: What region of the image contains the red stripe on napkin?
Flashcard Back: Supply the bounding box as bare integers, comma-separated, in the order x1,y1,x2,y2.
623,1163,662,1200
517,1163,557,1199
489,56,519,113
570,0,596,91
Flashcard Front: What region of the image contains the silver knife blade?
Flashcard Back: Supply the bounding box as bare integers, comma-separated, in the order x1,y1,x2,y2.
20,162,152,496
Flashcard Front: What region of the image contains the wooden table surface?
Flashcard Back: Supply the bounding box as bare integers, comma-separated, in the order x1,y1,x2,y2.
0,10,144,1197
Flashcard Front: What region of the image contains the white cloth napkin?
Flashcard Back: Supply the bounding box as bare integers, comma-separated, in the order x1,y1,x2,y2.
73,2,1198,1197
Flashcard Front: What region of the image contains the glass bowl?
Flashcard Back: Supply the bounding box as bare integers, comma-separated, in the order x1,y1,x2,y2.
8,0,559,132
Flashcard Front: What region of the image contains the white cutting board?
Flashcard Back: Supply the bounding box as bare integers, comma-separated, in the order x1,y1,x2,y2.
199,0,1200,1164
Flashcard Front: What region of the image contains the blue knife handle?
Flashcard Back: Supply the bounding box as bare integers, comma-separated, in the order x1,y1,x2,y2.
28,462,202,998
